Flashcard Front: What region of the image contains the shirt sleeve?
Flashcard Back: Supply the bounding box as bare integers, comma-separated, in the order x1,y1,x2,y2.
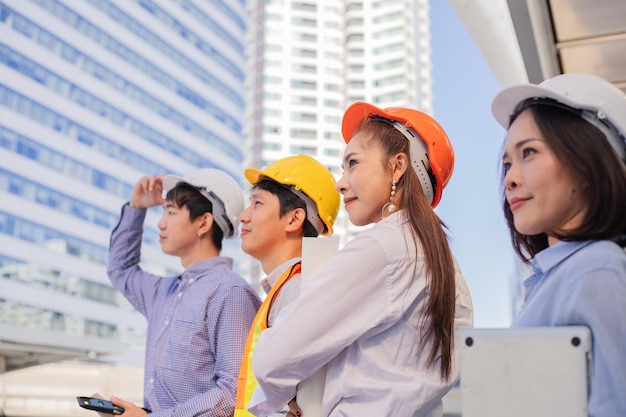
560,266,626,417
107,203,164,317
250,234,396,414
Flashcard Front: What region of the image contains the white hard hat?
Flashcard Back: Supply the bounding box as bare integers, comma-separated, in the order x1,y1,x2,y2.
492,73,626,160
162,168,244,239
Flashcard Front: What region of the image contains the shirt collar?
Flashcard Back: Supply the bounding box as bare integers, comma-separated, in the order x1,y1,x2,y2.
531,240,593,275
260,257,301,294
181,256,234,283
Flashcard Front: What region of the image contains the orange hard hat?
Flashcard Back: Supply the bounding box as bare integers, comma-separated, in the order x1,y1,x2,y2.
342,102,454,208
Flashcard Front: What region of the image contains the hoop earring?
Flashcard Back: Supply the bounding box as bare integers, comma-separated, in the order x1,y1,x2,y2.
381,180,397,217
197,233,202,248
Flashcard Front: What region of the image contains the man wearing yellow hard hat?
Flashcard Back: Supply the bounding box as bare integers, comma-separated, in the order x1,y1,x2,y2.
233,154,340,417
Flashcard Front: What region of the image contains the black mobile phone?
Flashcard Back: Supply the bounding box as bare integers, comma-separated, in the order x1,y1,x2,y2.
77,396,124,414
77,396,152,414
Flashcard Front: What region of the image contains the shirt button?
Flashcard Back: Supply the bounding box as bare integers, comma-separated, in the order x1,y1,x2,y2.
165,320,169,326
177,292,183,298
189,278,194,284
149,378,154,384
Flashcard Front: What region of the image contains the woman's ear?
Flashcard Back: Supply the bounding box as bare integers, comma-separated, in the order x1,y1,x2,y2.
390,152,409,180
285,207,307,233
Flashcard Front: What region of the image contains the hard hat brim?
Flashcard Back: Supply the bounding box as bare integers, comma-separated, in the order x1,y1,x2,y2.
491,84,569,129
342,102,414,143
162,174,185,195
244,167,266,185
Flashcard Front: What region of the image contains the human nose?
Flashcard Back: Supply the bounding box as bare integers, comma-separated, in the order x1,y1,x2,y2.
239,205,251,223
157,213,167,230
504,164,520,191
335,173,348,193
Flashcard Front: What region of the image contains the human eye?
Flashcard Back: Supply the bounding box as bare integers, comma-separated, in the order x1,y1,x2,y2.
522,147,537,158
347,158,357,167
502,161,511,174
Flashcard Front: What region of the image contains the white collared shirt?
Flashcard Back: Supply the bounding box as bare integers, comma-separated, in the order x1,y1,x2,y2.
250,211,474,417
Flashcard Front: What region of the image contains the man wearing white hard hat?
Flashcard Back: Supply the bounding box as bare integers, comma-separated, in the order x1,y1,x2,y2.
107,169,261,416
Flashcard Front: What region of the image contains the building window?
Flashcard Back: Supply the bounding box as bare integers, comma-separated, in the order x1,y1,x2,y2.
374,59,404,71
292,64,317,74
290,129,317,139
292,48,317,58
290,145,317,155
292,2,317,12
263,142,281,151
291,80,317,90
292,96,317,106
324,99,340,108
373,12,403,24
263,125,281,134
292,17,316,27
291,112,317,122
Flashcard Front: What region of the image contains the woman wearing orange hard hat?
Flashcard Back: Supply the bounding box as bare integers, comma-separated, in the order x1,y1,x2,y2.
250,102,474,417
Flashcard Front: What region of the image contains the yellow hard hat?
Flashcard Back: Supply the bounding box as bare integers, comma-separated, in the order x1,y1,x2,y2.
245,154,340,235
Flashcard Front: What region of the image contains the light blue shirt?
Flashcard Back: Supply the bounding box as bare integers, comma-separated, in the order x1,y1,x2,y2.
107,204,261,417
513,240,626,417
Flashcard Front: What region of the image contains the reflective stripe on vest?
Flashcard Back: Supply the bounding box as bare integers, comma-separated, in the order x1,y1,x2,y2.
234,262,302,417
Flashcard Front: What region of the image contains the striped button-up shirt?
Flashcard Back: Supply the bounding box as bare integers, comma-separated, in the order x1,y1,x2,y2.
108,204,261,417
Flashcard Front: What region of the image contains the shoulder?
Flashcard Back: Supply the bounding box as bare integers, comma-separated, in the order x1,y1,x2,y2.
566,240,626,274
554,241,626,298
353,214,414,251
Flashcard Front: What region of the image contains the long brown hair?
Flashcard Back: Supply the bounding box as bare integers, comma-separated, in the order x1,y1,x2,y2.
357,119,457,380
501,103,626,262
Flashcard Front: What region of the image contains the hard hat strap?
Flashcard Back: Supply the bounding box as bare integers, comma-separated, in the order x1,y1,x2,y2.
196,188,235,239
580,110,626,161
290,187,326,235
370,116,434,204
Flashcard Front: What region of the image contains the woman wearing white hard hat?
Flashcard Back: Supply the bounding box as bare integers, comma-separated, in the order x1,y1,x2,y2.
492,73,626,416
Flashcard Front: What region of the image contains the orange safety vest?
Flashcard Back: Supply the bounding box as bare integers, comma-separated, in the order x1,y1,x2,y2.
234,262,302,417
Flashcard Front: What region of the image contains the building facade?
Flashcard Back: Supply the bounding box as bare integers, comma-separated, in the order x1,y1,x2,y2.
0,0,248,371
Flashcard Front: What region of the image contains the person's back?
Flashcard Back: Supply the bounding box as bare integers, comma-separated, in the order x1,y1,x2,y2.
107,169,261,416
491,72,626,416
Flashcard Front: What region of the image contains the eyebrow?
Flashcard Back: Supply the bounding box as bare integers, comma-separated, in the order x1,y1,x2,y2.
342,151,357,165
163,202,176,209
502,138,539,160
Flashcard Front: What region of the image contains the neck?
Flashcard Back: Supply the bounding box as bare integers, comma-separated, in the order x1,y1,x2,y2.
181,244,220,268
260,240,302,275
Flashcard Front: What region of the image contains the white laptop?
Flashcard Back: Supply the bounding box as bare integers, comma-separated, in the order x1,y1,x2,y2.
460,326,592,417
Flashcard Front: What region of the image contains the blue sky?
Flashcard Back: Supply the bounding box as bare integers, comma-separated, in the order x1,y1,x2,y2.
429,1,517,327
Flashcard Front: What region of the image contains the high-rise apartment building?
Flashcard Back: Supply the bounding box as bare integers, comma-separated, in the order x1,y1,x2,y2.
0,0,247,371
243,0,433,279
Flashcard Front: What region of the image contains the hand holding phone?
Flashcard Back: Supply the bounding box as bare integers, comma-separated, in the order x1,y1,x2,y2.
77,396,124,414
77,396,152,415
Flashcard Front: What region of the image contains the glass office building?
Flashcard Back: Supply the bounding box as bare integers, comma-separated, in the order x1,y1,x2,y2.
0,0,247,370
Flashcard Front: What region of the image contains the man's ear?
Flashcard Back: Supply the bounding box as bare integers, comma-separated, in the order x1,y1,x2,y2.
284,207,306,233
197,212,215,236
